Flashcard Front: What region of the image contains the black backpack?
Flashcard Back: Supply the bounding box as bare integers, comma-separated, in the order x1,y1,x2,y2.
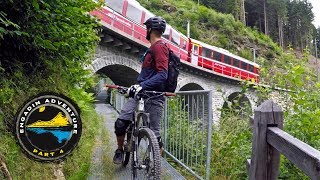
148,42,180,92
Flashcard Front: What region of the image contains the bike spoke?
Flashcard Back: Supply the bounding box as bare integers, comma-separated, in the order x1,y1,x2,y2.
138,136,156,178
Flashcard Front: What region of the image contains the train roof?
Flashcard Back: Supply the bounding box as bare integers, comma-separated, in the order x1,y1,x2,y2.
190,38,260,67
108,0,260,68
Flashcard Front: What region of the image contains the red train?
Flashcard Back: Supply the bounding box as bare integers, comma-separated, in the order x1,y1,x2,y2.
90,0,260,83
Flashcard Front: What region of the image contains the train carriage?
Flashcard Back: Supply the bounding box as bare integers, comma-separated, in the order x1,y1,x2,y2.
91,0,260,83
190,38,260,82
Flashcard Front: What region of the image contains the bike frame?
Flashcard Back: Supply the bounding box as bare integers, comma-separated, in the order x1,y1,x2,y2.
126,98,151,178
106,84,175,179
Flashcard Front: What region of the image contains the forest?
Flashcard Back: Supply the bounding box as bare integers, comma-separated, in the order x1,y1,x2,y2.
198,0,318,52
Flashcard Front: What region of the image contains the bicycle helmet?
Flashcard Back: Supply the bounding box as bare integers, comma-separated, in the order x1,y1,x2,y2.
144,16,166,40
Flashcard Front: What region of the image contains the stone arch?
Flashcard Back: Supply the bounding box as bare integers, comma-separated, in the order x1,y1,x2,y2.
97,64,139,87
176,76,207,91
92,53,141,87
179,83,204,91
221,92,252,119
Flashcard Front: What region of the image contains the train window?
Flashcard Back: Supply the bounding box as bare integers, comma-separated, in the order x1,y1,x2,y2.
193,45,199,55
249,65,254,72
233,59,239,67
171,29,180,46
202,47,211,58
126,3,142,23
163,26,170,40
241,62,248,70
105,0,124,13
181,39,187,50
213,52,222,61
224,55,231,64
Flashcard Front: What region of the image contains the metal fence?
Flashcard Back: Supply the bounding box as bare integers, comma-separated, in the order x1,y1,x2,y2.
162,90,213,180
109,90,127,113
109,90,213,180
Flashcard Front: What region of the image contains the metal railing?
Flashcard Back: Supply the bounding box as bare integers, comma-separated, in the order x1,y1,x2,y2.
109,90,127,113
109,90,213,180
162,90,213,180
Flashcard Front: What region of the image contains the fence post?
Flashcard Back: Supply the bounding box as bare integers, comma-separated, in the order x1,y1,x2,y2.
205,91,213,180
249,100,283,180
163,97,168,158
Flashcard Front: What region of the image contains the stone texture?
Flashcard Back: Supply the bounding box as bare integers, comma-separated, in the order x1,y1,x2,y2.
91,44,259,124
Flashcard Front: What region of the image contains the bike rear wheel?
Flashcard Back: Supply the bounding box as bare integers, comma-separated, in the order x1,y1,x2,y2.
136,128,161,179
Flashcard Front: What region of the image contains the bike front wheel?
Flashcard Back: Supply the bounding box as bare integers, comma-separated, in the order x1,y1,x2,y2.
122,132,131,167
136,128,161,179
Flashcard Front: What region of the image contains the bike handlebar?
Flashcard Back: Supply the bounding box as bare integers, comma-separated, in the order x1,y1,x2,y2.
105,84,176,97
106,84,119,89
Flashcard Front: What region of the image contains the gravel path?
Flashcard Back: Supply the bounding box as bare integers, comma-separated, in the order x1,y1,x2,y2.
88,90,185,180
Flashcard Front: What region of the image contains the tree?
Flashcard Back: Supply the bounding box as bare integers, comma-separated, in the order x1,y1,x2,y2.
286,0,314,50
268,0,287,47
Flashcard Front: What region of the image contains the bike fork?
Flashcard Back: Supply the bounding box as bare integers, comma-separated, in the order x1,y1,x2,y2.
132,135,139,179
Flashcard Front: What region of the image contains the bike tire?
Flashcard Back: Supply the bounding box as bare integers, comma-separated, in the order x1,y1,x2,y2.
137,128,161,180
122,133,131,167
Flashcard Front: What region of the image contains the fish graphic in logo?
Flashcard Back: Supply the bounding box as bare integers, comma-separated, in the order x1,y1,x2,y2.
15,93,82,162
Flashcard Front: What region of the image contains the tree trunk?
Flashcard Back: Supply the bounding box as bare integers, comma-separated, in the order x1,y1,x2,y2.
263,0,268,35
240,0,246,25
278,16,284,48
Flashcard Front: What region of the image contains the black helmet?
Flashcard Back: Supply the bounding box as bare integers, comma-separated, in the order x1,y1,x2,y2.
144,16,166,33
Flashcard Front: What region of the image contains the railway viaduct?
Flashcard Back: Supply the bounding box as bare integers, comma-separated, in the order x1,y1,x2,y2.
90,30,260,123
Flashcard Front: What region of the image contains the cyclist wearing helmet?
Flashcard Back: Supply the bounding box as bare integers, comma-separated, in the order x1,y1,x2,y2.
113,16,169,164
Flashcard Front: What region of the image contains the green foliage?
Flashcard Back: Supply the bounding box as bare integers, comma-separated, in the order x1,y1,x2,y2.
239,48,253,60
165,95,252,179
165,97,207,176
210,108,252,179
0,12,22,40
138,0,280,62
63,107,101,179
0,0,101,122
254,49,320,179
0,0,103,178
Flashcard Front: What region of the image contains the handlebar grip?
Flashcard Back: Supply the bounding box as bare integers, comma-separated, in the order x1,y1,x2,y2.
106,84,119,89
165,92,176,97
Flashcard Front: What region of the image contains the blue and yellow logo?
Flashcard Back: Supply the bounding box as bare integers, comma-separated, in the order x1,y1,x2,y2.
16,93,81,162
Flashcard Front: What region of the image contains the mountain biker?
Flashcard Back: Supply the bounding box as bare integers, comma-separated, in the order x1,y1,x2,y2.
113,16,168,164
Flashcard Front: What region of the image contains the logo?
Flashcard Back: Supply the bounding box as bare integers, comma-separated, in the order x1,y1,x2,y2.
15,93,82,162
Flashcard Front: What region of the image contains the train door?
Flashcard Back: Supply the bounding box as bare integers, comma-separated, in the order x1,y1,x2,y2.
191,44,199,66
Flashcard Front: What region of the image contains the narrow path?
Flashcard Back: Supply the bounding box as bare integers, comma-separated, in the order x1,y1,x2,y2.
88,90,185,180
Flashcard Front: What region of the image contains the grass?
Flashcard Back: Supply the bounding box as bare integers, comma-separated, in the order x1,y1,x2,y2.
0,115,55,179
63,107,101,179
101,122,116,179
0,104,110,179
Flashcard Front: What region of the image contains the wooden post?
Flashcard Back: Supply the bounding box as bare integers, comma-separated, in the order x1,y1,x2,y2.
249,100,283,180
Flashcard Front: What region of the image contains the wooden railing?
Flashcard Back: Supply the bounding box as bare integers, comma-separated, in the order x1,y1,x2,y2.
247,100,320,180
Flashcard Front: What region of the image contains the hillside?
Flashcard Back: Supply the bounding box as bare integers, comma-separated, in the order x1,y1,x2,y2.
139,1,280,60
138,0,317,84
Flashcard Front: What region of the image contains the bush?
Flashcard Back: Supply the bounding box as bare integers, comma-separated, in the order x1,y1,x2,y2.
0,0,102,178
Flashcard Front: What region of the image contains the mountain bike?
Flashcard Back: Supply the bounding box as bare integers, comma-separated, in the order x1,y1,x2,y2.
106,85,175,179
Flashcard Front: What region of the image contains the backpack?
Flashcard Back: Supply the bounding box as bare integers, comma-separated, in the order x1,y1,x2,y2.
148,42,180,92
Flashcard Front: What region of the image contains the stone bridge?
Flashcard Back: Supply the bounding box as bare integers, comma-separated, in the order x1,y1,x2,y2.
91,31,258,123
